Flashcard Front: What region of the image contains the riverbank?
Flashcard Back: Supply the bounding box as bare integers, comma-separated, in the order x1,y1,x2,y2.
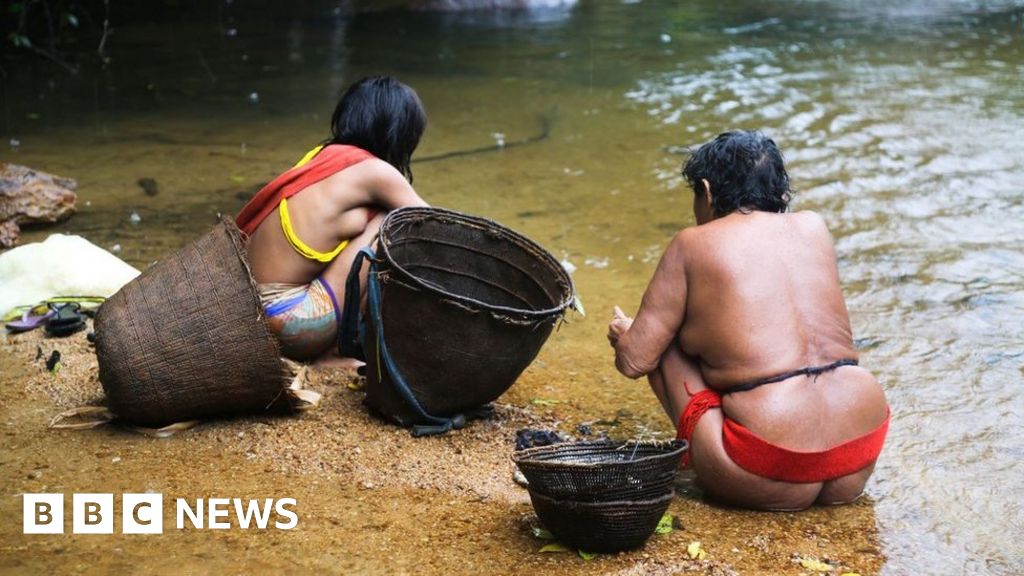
0,323,884,575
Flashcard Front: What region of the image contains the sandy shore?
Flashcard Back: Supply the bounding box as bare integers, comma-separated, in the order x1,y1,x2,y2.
0,323,884,575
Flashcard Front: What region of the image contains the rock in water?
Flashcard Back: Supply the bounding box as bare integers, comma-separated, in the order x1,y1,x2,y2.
0,163,77,248
137,177,159,197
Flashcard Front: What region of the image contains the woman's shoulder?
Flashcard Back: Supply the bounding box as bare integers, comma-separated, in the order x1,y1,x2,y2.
322,155,401,188
789,209,829,231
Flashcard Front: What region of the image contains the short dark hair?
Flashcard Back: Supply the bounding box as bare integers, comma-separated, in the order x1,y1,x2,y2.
681,130,792,216
328,76,427,182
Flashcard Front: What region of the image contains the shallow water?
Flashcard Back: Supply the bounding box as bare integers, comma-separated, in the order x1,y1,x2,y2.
3,1,1024,574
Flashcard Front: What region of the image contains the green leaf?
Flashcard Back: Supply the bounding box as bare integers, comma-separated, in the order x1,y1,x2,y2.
26,112,41,120
655,513,674,535
539,543,571,553
532,527,555,540
578,550,598,560
9,2,23,14
229,174,246,183
530,398,561,406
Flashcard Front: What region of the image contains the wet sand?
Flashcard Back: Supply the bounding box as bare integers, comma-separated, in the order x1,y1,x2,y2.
0,325,884,575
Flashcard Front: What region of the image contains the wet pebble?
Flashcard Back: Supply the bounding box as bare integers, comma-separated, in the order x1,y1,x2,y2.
248,92,260,104
137,177,159,197
129,211,141,225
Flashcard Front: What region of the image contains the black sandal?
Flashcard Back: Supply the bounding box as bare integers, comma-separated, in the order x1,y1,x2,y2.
45,303,87,337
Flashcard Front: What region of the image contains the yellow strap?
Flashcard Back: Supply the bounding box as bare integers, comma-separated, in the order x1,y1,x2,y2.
293,144,324,169
279,197,349,263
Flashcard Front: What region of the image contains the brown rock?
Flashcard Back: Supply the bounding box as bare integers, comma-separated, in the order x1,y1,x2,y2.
0,219,18,248
0,163,77,248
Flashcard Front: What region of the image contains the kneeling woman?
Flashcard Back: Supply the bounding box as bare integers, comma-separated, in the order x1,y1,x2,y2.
238,76,429,362
608,131,889,511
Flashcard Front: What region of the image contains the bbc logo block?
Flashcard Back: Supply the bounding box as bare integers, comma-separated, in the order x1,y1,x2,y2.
23,494,64,534
24,493,163,535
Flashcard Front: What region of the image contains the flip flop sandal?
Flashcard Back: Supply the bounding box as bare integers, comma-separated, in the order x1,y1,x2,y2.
45,303,86,337
6,308,56,333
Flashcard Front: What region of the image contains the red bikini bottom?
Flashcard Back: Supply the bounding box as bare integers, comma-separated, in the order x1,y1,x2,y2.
676,388,890,483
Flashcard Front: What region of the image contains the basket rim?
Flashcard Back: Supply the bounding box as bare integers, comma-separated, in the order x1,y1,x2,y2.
512,439,688,468
378,206,576,319
528,489,676,509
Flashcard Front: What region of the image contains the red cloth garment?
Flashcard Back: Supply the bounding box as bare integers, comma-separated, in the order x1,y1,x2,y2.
675,387,722,468
676,387,890,482
236,144,375,235
721,409,890,483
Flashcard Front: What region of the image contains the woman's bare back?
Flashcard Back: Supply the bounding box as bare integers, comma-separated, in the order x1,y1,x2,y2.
679,210,887,453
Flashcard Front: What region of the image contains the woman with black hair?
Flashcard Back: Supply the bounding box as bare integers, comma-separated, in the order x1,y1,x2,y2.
607,131,890,511
238,76,429,363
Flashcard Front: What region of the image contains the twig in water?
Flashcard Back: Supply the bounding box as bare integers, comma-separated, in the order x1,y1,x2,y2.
197,50,218,83
413,107,557,164
96,0,110,60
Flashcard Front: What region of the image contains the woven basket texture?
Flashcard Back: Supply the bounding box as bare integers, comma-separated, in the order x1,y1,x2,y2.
95,217,287,427
528,490,675,553
364,207,575,425
513,440,687,502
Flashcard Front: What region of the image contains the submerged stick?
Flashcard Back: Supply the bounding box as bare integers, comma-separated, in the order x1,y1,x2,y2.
413,108,556,164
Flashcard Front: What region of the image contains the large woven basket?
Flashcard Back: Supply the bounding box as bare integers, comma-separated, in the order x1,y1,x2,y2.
528,490,675,553
361,207,575,431
94,217,289,427
513,440,687,502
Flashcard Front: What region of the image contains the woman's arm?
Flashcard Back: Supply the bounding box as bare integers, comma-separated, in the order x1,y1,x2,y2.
610,230,690,378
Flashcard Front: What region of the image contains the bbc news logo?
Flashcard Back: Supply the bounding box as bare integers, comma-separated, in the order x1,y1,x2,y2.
23,494,298,534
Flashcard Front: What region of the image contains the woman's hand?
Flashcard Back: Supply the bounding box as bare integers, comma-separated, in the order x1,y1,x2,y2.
607,306,633,347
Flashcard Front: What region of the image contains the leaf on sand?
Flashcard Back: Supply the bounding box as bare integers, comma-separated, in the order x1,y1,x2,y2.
798,557,833,572
840,573,862,576
532,527,555,540
229,174,246,183
687,541,707,560
578,550,598,561
531,398,561,406
655,513,674,535
539,543,571,553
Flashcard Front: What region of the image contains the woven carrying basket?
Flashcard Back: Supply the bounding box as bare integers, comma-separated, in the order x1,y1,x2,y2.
513,440,687,502
362,207,575,430
94,217,289,427
529,490,675,553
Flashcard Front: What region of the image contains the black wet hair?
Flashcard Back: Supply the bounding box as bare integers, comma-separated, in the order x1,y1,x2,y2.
328,76,426,182
681,130,792,216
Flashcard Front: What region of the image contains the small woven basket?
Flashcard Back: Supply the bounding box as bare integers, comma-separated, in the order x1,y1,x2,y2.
528,490,675,553
512,440,687,502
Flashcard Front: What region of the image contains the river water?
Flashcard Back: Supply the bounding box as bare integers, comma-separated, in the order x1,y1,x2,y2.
3,1,1023,574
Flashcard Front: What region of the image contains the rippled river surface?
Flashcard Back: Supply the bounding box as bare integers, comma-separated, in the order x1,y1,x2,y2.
3,1,1023,574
